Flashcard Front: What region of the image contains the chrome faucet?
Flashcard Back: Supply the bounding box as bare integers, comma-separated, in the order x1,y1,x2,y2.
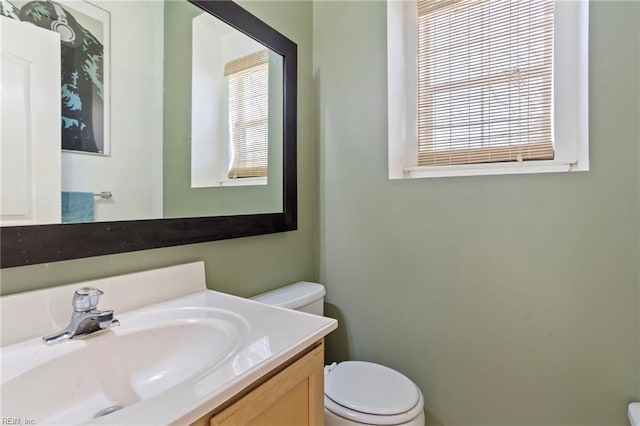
42,287,119,345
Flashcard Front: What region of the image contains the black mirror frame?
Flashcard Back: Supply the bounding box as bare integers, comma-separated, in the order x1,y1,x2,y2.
0,0,297,269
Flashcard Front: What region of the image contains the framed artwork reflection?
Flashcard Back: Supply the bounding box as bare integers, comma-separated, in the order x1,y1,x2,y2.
14,0,111,155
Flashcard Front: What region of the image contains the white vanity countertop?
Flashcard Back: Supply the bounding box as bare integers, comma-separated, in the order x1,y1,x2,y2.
0,262,337,425
97,289,336,425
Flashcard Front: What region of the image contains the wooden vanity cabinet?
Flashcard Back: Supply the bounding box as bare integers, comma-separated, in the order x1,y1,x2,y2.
191,340,325,426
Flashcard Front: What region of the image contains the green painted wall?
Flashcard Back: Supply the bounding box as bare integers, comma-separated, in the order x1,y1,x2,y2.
0,0,315,298
637,0,640,403
314,1,640,425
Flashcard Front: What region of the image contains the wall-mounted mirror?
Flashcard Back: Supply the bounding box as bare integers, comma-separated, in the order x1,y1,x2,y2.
0,0,297,268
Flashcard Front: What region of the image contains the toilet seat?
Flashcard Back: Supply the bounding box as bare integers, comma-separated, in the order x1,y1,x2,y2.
324,361,424,425
325,391,425,425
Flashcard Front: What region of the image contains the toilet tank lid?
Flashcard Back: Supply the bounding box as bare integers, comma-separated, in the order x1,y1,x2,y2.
251,281,326,309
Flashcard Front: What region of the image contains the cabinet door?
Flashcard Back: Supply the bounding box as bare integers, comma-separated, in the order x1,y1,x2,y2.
210,343,324,426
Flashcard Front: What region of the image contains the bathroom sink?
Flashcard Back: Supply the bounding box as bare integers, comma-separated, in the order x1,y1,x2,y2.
1,306,248,424
0,262,337,425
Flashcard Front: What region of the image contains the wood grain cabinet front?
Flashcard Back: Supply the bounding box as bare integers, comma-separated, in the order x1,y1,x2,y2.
191,340,325,426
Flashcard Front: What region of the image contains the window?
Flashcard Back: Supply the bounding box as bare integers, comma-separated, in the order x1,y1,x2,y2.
225,49,269,179
388,0,589,179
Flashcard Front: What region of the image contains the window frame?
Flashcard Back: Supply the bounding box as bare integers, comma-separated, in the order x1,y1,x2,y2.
387,0,589,179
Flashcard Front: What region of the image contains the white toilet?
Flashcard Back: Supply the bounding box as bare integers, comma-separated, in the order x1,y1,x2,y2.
252,282,426,426
629,403,640,426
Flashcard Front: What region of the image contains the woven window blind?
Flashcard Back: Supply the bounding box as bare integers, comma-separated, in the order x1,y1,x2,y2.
417,0,554,166
225,50,269,179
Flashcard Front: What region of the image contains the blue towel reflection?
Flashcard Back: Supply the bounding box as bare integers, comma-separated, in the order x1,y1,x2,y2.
61,192,94,223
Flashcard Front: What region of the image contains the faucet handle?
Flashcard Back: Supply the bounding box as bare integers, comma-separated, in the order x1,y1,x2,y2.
72,287,103,312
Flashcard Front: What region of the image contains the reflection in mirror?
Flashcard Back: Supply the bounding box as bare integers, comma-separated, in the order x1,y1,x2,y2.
0,0,284,227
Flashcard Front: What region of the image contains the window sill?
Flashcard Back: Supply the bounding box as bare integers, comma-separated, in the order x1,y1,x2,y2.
217,177,268,186
404,160,586,179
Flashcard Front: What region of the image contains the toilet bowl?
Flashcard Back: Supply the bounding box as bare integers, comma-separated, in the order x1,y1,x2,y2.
629,403,640,426
252,282,426,426
324,361,425,426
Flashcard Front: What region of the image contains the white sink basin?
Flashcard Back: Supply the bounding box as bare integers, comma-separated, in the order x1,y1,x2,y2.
0,263,337,425
2,307,248,424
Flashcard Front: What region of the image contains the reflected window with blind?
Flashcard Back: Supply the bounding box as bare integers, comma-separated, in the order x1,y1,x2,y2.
417,0,554,167
225,49,269,179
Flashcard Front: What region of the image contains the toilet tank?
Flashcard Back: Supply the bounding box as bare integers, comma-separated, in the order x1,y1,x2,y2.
251,281,326,315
